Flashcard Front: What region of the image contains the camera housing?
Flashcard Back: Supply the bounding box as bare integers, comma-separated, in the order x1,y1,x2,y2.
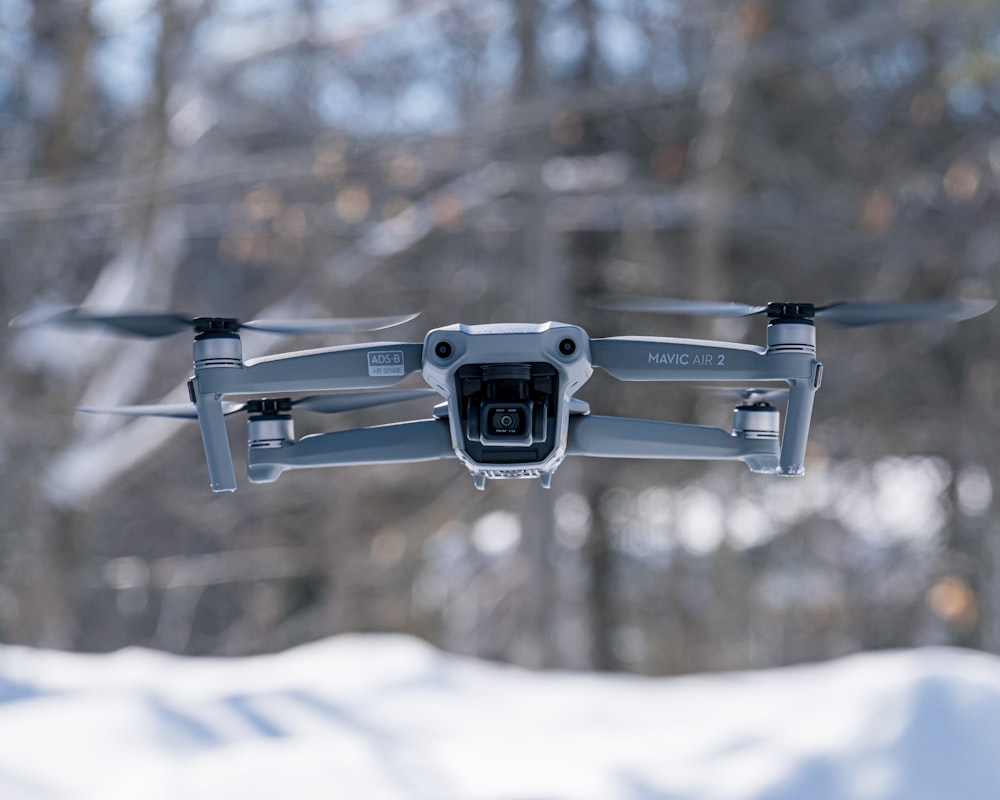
460,362,553,452
421,322,593,487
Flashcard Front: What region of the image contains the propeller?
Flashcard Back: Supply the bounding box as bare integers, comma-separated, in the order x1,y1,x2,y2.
10,306,420,338
590,295,996,327
704,386,790,405
77,388,440,420
592,296,769,318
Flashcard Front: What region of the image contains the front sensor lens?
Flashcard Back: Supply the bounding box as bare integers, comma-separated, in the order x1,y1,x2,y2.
435,341,453,359
559,338,576,356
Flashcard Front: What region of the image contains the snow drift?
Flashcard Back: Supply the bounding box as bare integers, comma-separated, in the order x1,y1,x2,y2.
0,635,999,799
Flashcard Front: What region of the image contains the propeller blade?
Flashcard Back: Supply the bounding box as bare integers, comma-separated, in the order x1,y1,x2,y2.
704,386,789,404
291,388,439,414
76,402,246,419
590,295,768,318
815,298,996,327
241,312,420,335
568,397,592,415
76,389,436,420
12,308,196,338
12,307,421,338
591,294,996,327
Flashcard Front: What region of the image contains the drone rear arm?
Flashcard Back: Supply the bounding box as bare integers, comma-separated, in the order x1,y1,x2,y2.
246,419,455,484
589,334,822,475
566,414,780,473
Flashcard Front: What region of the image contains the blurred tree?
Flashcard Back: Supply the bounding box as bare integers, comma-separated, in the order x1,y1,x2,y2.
1,0,998,675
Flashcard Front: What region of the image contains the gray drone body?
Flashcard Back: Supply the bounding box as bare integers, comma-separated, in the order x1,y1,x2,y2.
188,316,820,491
14,296,993,492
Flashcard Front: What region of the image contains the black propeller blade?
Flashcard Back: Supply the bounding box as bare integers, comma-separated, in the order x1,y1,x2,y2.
77,388,440,420
591,295,769,318
11,307,420,338
76,402,244,419
704,386,790,405
591,295,996,327
812,299,996,327
275,389,439,414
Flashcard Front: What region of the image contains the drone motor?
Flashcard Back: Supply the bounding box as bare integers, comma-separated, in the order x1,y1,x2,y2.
732,404,781,440
246,399,295,450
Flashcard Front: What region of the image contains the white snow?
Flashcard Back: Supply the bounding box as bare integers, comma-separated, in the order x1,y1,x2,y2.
1,635,1000,800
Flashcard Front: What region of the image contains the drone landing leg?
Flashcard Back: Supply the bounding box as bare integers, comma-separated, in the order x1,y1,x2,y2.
193,392,238,492
778,376,819,477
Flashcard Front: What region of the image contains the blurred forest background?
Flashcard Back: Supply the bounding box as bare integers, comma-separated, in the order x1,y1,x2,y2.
2,0,1000,675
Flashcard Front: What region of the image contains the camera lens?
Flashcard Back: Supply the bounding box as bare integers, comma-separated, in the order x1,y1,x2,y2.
434,341,453,359
493,410,519,431
480,403,531,444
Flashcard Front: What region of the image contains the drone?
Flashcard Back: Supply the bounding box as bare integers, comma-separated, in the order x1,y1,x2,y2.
11,296,995,492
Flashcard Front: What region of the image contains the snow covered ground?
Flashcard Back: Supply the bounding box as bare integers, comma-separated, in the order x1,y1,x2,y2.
1,635,999,800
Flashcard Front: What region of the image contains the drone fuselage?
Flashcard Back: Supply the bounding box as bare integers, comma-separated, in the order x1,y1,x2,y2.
421,322,592,489
178,319,825,491
30,295,990,493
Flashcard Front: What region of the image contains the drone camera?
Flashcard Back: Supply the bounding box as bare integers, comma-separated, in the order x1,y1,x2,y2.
477,364,534,446
457,362,556,457
484,404,530,440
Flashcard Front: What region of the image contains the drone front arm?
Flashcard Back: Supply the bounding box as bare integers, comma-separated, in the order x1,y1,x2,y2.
566,414,780,473
197,342,425,395
247,419,455,484
589,336,779,382
188,341,424,492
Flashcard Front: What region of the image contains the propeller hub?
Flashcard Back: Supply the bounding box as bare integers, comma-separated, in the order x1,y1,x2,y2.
765,302,816,323
246,398,294,417
193,317,242,337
